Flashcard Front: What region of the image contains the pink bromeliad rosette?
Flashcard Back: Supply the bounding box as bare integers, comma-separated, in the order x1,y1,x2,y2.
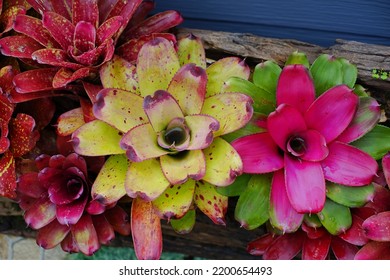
226,52,390,259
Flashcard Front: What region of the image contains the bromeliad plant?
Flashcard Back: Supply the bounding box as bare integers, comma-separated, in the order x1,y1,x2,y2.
16,153,131,255
0,0,182,95
65,34,252,259
227,51,390,238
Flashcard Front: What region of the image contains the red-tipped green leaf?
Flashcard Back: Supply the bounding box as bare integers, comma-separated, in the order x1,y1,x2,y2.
326,182,375,208
177,34,206,68
71,214,100,256
317,199,352,235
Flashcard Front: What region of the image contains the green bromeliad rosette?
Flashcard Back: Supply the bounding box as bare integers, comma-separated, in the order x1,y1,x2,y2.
224,51,390,259
61,34,253,259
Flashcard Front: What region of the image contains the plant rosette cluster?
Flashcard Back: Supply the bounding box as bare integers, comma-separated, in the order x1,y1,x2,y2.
58,34,253,259
246,153,390,260
0,0,183,101
223,51,390,240
16,153,131,255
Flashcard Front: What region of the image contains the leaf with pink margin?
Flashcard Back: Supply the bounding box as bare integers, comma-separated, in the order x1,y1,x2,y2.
194,180,227,225
91,154,128,205
137,37,180,97
304,85,358,143
331,236,358,260
72,0,99,27
93,88,146,132
42,12,75,51
202,137,243,187
321,141,378,186
153,179,196,220
276,64,315,114
267,104,307,151
201,92,253,137
338,214,369,246
120,123,168,162
362,212,390,242
9,113,39,157
235,174,271,230
91,215,115,245
354,241,390,260
99,55,139,94
177,34,206,68
167,64,207,115
0,35,43,58
0,151,16,199
185,114,219,150
36,220,70,249
247,233,276,256
71,214,100,256
13,68,58,93
104,206,131,236
382,152,390,187
24,195,56,229
302,233,331,260
160,150,206,185
125,158,170,201
206,57,250,97
337,97,380,143
270,170,304,233
116,33,177,64
72,120,124,156
131,198,162,260
13,15,61,48
263,231,305,260
285,155,326,214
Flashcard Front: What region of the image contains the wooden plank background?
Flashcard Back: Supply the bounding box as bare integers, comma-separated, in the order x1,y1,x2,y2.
155,0,390,47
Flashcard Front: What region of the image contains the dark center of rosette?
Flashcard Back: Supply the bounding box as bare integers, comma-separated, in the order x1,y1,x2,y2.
164,126,187,146
157,117,190,152
287,136,306,157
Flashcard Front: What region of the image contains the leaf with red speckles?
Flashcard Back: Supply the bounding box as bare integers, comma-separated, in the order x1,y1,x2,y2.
13,68,58,93
0,151,16,199
235,174,271,230
131,198,162,260
153,179,195,220
57,107,85,136
9,113,39,157
194,180,228,225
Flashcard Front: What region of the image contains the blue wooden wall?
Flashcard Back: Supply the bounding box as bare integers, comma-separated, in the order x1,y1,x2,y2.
154,0,390,47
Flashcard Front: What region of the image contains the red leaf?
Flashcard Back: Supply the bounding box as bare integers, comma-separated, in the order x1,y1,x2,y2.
0,151,16,199
9,113,39,157
131,198,162,260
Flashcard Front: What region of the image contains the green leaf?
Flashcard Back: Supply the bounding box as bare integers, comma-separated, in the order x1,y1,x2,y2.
317,199,352,235
285,51,310,68
215,174,251,197
351,125,390,160
326,182,375,208
339,58,358,88
170,209,196,234
252,60,281,96
353,84,369,97
234,174,272,230
310,54,343,95
222,77,275,114
304,214,322,228
177,35,206,68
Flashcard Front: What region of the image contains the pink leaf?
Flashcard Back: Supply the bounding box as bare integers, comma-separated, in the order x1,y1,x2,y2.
276,64,315,114
362,211,390,242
